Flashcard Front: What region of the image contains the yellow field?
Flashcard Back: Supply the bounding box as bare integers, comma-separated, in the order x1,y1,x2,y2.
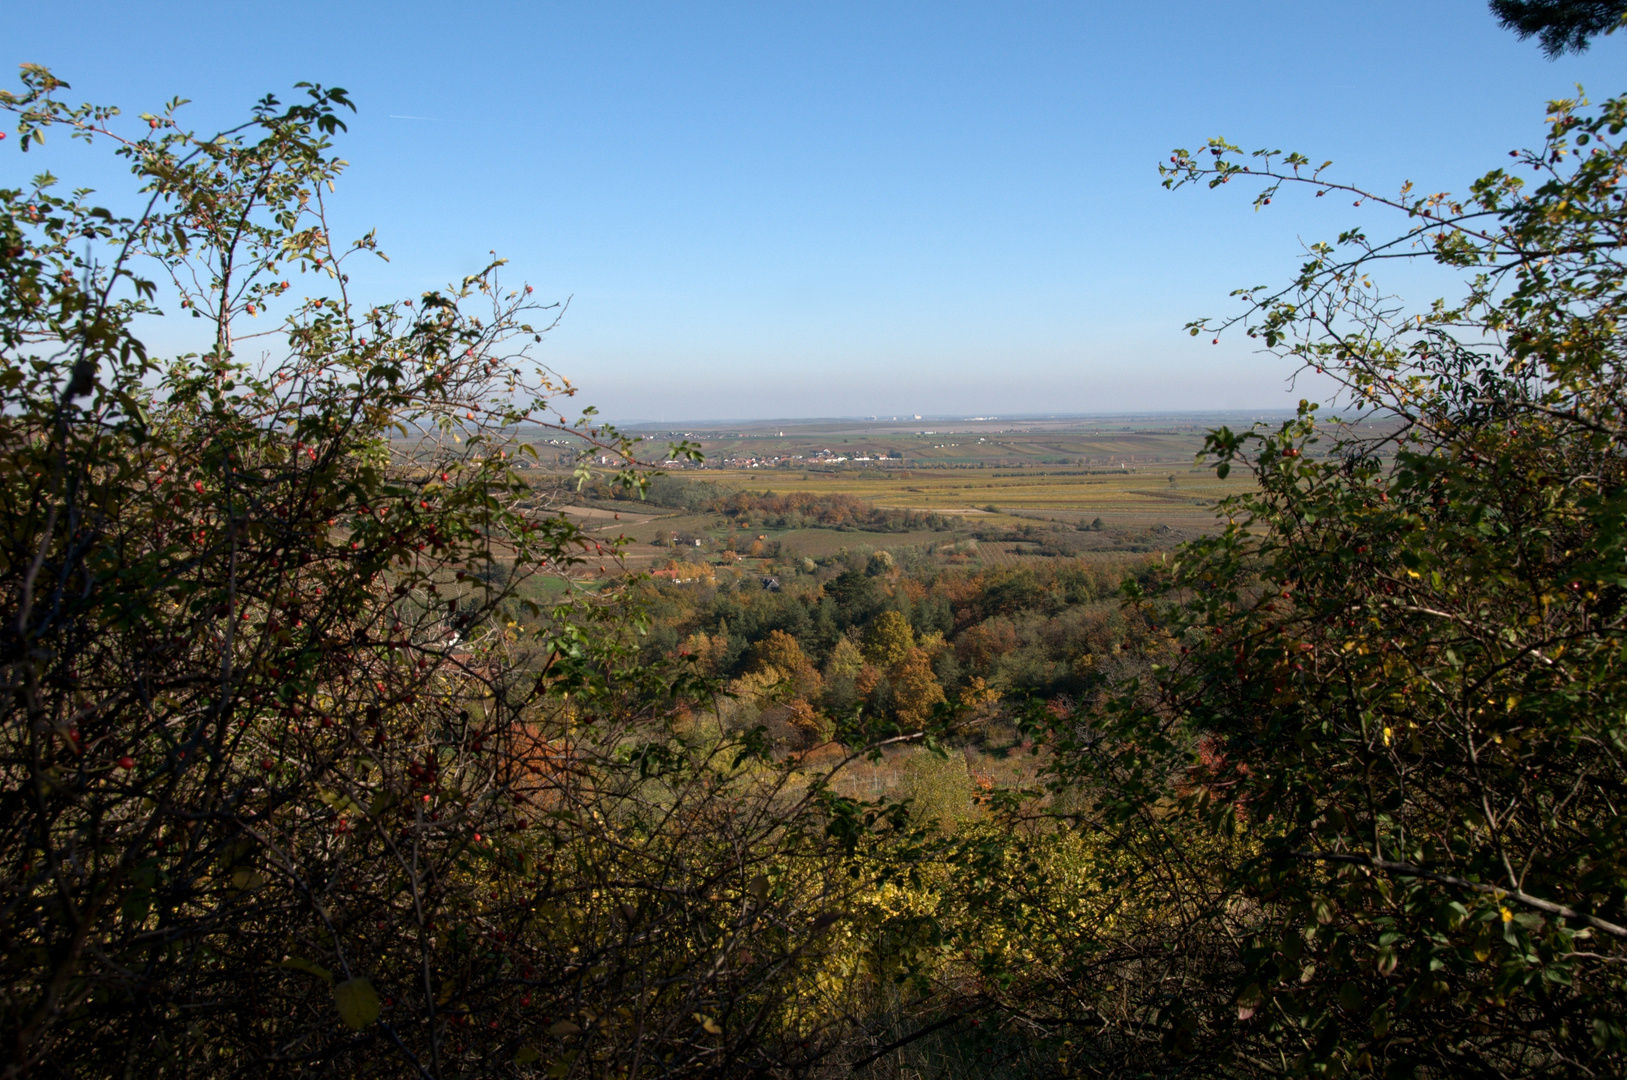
696,465,1248,530
528,457,1255,587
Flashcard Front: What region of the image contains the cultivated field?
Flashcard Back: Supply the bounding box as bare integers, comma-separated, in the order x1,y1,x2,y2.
494,414,1361,585
694,465,1245,531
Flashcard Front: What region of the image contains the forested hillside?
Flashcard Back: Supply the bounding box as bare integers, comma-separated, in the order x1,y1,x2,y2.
628,549,1146,742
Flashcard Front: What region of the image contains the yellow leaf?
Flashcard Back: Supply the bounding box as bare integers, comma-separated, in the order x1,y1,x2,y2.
514,1046,540,1065
548,1020,582,1037
333,977,381,1030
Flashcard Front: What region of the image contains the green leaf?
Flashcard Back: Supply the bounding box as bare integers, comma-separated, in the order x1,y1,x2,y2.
333,977,381,1029
229,868,268,891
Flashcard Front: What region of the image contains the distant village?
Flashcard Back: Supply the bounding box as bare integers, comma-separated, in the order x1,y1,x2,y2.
504,431,1160,472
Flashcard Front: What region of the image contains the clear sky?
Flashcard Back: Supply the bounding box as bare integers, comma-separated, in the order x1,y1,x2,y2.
7,2,1623,421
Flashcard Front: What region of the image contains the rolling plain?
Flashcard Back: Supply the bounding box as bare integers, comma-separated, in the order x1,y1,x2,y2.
517,413,1320,584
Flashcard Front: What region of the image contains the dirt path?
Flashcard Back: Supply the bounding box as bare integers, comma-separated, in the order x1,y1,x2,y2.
559,506,666,526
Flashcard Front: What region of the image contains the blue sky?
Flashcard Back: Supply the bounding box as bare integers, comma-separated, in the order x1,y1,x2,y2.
7,2,1623,420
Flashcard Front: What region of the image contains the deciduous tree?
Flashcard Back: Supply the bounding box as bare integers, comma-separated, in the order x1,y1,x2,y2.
1020,88,1627,1077
0,67,887,1080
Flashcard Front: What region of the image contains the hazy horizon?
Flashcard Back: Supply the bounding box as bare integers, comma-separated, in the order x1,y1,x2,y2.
609,408,1305,429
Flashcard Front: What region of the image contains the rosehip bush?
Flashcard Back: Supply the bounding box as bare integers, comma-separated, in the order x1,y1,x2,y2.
0,67,871,1080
